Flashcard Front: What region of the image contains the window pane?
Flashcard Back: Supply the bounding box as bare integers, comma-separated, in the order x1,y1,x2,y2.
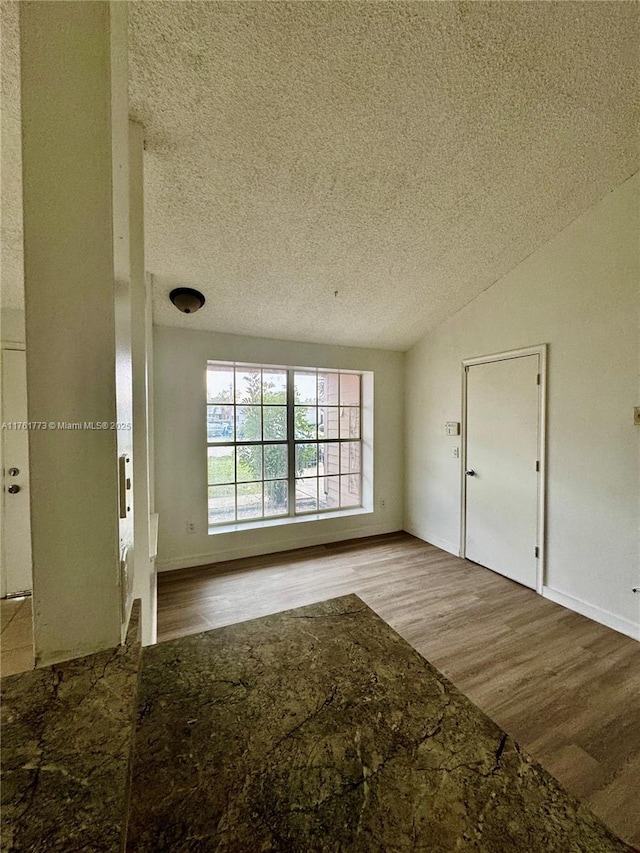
237,445,262,481
340,407,360,439
207,405,234,442
264,444,287,480
296,477,318,512
295,407,317,440
320,406,339,439
295,443,318,476
319,475,340,510
340,474,361,508
322,442,340,476
294,371,316,405
207,366,234,404
263,370,287,404
340,442,361,474
236,406,262,441
237,482,262,519
207,446,235,485
208,363,364,528
235,368,262,404
318,372,339,405
264,480,288,517
208,485,235,524
263,406,287,440
340,374,360,406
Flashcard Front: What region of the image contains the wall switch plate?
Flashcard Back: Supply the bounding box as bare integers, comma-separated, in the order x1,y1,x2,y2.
445,421,460,436
634,407,640,425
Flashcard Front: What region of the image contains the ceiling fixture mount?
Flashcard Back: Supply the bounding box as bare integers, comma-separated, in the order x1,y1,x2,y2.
169,287,205,314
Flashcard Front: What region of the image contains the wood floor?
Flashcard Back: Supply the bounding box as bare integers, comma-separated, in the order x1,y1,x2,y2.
157,532,640,848
0,596,34,677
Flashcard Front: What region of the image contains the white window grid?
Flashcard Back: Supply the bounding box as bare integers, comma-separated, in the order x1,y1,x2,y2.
207,363,362,526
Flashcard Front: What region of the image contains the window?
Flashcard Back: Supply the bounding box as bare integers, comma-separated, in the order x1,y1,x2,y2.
207,362,363,527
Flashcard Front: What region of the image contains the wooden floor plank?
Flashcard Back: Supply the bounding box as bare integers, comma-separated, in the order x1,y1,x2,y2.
157,531,640,847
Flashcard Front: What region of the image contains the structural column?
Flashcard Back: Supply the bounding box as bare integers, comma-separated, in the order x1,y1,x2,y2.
130,120,158,646
20,1,123,664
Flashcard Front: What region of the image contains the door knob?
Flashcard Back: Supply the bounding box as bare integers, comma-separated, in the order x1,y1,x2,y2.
7,484,21,494
465,470,476,477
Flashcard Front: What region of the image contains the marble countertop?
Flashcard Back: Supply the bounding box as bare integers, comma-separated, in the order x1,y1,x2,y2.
1,604,142,853
126,594,633,852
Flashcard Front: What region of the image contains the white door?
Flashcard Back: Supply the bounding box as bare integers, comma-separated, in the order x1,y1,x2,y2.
464,353,541,590
1,348,33,596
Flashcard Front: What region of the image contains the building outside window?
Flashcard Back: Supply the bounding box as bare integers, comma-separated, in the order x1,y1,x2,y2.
206,362,364,527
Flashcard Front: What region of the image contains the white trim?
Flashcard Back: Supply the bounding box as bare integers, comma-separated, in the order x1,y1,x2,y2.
157,522,401,572
209,505,371,536
425,534,460,557
406,530,459,557
206,363,372,527
460,344,548,595
543,585,640,642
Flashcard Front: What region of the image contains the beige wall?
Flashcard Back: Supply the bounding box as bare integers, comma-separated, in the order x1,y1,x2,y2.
154,327,404,570
405,173,639,638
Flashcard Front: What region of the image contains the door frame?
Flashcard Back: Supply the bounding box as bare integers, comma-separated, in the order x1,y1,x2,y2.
459,344,547,594
1,341,30,599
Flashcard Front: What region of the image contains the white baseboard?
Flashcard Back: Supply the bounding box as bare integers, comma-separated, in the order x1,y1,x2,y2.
543,585,639,642
157,523,402,573
423,534,460,558
404,528,460,558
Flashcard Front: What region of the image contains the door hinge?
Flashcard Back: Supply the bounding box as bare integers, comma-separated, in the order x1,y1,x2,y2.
535,546,540,558
535,460,540,472
536,373,541,385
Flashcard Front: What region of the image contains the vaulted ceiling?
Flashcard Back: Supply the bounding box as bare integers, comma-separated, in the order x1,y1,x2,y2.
2,3,638,351
130,1,638,350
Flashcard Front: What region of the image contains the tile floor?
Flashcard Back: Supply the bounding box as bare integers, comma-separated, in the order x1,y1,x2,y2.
1,596,34,677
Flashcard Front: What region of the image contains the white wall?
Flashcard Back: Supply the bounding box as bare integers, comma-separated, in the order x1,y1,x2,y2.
130,122,158,646
0,308,25,345
405,173,639,639
20,2,123,664
110,1,135,637
154,327,404,570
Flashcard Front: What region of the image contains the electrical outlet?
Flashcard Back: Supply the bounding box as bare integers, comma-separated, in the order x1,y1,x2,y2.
380,498,386,510
451,447,459,458
186,521,196,534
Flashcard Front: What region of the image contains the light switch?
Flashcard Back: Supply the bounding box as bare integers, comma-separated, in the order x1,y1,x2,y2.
445,421,460,436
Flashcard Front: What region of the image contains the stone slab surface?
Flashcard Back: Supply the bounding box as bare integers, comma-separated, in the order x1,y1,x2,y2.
126,595,633,852
1,604,141,853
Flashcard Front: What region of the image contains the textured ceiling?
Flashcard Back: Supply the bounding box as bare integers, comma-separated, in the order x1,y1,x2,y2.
131,1,639,350
0,1,23,310
2,3,638,349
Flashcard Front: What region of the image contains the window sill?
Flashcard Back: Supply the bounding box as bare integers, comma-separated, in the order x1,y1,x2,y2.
208,506,372,536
